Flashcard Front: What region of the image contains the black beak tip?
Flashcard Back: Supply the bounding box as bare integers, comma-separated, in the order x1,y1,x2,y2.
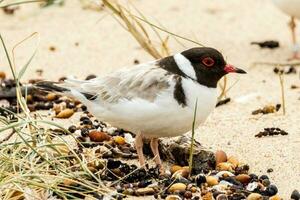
236,68,247,74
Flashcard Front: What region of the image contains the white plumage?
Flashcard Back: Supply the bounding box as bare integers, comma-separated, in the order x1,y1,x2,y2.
40,47,245,170
63,57,217,138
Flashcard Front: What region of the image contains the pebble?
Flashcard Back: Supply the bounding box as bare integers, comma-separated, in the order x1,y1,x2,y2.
68,125,77,133
206,176,218,186
55,109,74,118
216,162,234,172
227,156,239,168
291,189,300,200
216,194,228,200
215,171,235,178
235,174,251,184
202,192,213,200
246,182,259,191
168,183,186,193
114,136,126,145
171,165,183,174
88,131,111,142
262,179,270,187
184,191,193,199
246,193,263,200
195,174,206,186
264,184,278,196
215,150,227,166
269,195,282,200
85,74,97,80
0,71,6,79
46,93,57,101
165,195,182,200
267,168,274,173
135,187,155,196
172,168,189,179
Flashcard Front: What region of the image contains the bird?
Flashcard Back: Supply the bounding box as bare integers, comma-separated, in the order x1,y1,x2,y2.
273,0,300,60
37,47,246,171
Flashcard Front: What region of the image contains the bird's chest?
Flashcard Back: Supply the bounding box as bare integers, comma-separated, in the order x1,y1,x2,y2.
181,78,218,123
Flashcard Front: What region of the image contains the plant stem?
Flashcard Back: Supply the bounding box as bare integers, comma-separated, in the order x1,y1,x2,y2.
188,99,198,176
278,73,286,115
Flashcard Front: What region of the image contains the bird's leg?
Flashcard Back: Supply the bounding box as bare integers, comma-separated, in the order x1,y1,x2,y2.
150,138,163,172
288,16,300,60
135,132,145,168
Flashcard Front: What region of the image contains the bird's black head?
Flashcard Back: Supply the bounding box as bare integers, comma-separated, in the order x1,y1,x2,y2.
180,47,246,88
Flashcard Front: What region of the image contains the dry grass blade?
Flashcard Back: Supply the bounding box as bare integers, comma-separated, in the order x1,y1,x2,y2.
278,73,286,115
0,35,111,199
188,99,198,176
103,0,163,59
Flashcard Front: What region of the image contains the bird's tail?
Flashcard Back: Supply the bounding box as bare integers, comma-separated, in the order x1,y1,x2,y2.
35,80,97,101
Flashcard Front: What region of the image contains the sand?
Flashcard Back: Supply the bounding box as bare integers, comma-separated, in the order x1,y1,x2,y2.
0,0,299,198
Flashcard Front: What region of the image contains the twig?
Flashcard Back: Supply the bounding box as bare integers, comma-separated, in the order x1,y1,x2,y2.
278,73,286,115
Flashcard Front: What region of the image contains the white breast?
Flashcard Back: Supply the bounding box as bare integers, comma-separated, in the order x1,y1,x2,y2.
88,77,218,138
273,0,300,18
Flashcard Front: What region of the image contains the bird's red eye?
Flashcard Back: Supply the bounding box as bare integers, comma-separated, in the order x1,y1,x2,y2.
202,57,215,67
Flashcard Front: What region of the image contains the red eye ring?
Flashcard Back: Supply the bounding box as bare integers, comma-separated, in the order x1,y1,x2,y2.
202,57,215,67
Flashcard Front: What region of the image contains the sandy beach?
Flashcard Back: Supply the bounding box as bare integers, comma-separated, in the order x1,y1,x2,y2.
1,0,300,199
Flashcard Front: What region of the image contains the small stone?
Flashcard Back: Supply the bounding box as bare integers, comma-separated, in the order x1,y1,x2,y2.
269,195,282,200
56,109,74,118
0,71,6,79
171,165,183,174
264,184,278,196
262,179,271,187
68,125,77,133
216,162,234,172
262,105,276,114
168,183,186,193
291,189,300,200
85,74,97,80
123,188,134,195
259,175,269,181
216,194,228,200
49,46,56,51
195,174,206,186
184,191,193,199
216,171,235,178
202,192,213,200
267,168,274,173
172,168,190,179
215,150,227,166
235,174,251,184
133,59,140,64
81,128,89,137
46,93,57,101
114,136,126,145
165,195,182,200
246,182,259,191
227,156,239,168
135,187,155,196
206,176,218,186
89,131,111,142
246,193,263,200
190,186,197,193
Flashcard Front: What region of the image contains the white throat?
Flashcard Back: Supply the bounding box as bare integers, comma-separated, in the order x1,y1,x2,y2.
173,53,197,80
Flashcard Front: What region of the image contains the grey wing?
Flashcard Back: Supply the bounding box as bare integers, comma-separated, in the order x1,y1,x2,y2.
64,62,171,104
